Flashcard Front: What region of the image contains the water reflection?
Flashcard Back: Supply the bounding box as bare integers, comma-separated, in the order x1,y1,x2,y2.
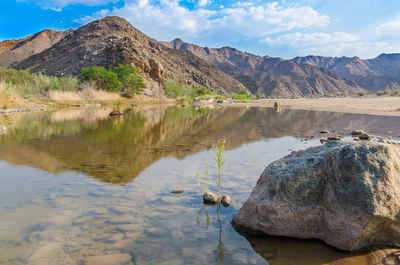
1,106,400,264
0,106,399,184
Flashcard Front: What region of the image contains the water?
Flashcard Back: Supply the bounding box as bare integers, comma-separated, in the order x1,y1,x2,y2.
0,106,399,265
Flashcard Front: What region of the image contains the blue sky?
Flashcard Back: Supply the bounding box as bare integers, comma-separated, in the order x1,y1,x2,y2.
2,0,400,59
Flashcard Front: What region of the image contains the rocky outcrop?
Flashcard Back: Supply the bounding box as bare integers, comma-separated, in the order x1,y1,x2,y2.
15,16,247,96
0,30,70,68
162,39,364,97
293,54,400,92
233,141,400,251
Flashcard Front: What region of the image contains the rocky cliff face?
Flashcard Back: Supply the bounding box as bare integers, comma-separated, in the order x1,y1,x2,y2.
16,17,247,96
233,141,400,251
163,39,364,97
294,54,400,92
0,30,70,68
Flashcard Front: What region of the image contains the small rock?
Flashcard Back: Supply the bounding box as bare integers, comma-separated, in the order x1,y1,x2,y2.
221,195,232,207
181,104,186,108
274,102,281,108
171,190,184,194
216,99,223,104
320,130,329,134
359,133,372,141
109,111,122,116
203,191,219,205
193,98,199,103
131,103,136,107
320,139,328,144
351,130,366,136
327,136,341,141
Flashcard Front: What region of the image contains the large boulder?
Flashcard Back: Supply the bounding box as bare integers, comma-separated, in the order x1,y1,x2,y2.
233,141,400,251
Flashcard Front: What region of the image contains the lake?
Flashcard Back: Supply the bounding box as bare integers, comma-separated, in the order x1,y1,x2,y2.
0,106,400,265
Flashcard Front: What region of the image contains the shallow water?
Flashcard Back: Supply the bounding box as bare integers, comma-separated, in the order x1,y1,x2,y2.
0,106,399,265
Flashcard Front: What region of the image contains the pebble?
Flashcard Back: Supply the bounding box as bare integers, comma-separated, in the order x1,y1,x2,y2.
359,133,372,141
203,191,219,205
171,190,184,194
351,130,366,136
221,195,232,207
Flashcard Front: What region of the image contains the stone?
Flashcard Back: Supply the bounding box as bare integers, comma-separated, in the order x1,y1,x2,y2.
171,190,184,194
327,136,341,141
359,133,372,141
109,111,122,116
216,99,223,104
320,138,328,144
233,141,400,251
351,130,366,136
203,191,219,205
84,253,132,265
221,195,232,207
320,130,329,134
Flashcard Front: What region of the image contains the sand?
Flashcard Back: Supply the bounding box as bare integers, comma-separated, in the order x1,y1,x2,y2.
231,96,400,116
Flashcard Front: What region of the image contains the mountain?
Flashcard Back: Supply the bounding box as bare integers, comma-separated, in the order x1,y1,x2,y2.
15,16,247,96
163,38,364,97
0,29,70,68
293,54,400,92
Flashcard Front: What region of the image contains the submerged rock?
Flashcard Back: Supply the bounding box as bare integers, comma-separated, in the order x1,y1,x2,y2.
359,133,372,141
109,111,122,116
221,195,232,207
203,191,219,205
351,130,366,136
233,141,400,251
171,190,184,194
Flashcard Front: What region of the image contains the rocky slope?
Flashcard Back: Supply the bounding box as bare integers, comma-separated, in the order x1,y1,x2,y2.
15,16,247,96
293,54,400,92
163,38,364,97
0,30,70,68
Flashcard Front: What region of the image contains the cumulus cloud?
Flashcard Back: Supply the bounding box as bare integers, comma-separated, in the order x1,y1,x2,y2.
263,32,360,47
376,17,400,36
197,0,211,7
76,0,330,42
297,41,392,58
16,0,118,9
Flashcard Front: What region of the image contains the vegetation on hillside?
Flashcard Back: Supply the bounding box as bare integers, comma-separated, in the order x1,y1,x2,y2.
162,79,211,98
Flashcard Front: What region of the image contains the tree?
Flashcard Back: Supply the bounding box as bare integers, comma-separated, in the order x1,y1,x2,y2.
81,66,121,92
113,65,146,97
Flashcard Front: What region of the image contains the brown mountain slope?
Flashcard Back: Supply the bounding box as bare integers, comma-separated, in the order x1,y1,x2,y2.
163,38,363,97
293,54,400,92
16,16,247,95
0,30,70,68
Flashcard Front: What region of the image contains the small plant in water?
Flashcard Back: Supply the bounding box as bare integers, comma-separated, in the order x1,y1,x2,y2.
2,104,7,110
213,140,226,199
196,159,209,192
113,99,123,113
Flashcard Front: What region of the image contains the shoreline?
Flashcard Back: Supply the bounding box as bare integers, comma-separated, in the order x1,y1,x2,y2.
229,97,400,117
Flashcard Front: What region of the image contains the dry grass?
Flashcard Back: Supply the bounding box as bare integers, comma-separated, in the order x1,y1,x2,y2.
0,81,26,108
49,85,120,102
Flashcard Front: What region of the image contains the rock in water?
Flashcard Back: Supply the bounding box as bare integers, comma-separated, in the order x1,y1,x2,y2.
203,191,219,205
232,141,400,251
221,195,232,207
359,133,372,141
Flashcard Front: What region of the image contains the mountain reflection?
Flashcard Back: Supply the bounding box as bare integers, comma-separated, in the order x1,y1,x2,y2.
0,106,399,184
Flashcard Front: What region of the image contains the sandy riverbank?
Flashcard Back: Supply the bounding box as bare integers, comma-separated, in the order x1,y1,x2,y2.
231,97,400,116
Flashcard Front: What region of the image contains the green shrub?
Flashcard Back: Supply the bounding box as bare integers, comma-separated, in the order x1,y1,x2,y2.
376,89,389,96
81,66,121,92
232,91,253,101
195,87,211,96
391,90,400,96
163,79,195,98
0,68,79,95
113,65,145,97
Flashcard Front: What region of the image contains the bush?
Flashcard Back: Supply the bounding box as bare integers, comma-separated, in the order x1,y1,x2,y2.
376,89,389,96
391,90,400,96
0,68,78,95
163,79,196,98
81,66,121,92
232,91,253,101
195,87,211,96
113,65,145,97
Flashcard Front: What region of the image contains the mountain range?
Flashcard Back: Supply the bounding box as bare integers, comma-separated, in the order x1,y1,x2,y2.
1,16,399,97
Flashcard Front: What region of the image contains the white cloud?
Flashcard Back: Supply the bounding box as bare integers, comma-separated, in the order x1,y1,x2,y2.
376,17,400,36
16,0,118,9
263,32,360,47
76,1,330,42
197,0,211,7
297,41,392,58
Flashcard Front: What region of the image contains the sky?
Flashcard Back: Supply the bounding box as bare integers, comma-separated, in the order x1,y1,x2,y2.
1,0,400,59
